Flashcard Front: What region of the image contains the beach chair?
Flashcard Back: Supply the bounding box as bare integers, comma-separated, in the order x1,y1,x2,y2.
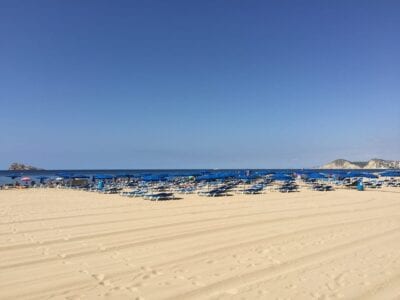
242,184,264,194
198,188,228,197
123,189,148,197
143,192,175,201
103,187,122,194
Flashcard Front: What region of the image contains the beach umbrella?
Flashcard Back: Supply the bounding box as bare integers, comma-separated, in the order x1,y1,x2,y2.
21,176,31,182
196,172,230,181
93,174,114,180
379,171,400,177
361,173,378,179
56,173,75,179
271,173,293,181
294,170,309,176
72,175,90,179
6,174,21,180
253,170,275,176
115,174,134,178
306,173,328,180
235,173,259,180
196,174,213,181
185,172,204,177
141,174,167,182
36,176,48,184
345,172,378,179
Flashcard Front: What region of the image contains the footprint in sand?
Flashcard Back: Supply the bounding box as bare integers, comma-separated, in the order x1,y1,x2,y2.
226,288,238,295
98,245,107,251
100,279,112,287
142,274,151,280
206,260,215,264
334,273,346,287
334,292,345,298
92,273,105,282
258,290,269,295
152,270,163,276
66,295,83,300
192,281,205,287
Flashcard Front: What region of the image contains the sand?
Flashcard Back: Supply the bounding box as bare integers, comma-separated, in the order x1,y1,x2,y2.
0,188,399,300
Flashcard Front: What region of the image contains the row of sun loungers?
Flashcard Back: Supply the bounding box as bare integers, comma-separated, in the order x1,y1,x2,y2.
6,172,398,198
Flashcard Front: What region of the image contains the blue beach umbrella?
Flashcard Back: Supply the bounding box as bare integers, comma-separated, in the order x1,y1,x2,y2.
141,175,167,182
306,173,328,180
56,173,75,179
36,176,49,183
345,172,378,179
93,174,114,180
254,170,275,176
379,171,400,177
115,174,135,178
235,173,259,180
73,175,90,179
271,173,293,181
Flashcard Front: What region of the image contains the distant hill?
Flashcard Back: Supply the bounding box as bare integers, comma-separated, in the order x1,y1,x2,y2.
8,163,44,171
320,159,400,169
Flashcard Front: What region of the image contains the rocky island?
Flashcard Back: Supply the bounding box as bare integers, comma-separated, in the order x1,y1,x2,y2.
8,163,44,171
320,158,400,169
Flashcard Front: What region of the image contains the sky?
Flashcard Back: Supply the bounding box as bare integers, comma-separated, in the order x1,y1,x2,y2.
0,0,399,169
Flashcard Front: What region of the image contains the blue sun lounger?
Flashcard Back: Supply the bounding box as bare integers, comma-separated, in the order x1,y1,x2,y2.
143,192,175,201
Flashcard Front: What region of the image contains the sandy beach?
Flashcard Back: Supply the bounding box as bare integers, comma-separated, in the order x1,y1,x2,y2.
0,188,400,300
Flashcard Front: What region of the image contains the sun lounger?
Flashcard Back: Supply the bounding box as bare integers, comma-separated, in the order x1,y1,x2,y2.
176,187,196,194
312,184,334,191
102,187,122,194
123,190,148,197
278,182,299,192
143,192,175,201
198,188,228,197
240,184,264,194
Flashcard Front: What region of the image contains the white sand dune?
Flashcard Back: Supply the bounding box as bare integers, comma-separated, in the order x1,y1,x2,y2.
0,188,399,299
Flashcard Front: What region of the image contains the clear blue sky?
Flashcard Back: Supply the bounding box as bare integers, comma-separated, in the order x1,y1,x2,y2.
0,0,399,169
